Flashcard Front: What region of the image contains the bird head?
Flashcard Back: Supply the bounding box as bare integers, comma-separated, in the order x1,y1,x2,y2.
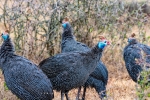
98,39,110,49
2,30,9,41
128,33,137,44
62,18,70,29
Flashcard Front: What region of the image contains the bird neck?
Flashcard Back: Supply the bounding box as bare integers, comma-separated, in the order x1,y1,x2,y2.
125,41,138,50
90,44,103,59
0,38,15,71
0,38,15,57
92,44,103,53
84,45,103,74
129,39,138,45
62,27,74,41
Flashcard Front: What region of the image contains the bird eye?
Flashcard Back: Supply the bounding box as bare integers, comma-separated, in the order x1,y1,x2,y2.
104,41,107,43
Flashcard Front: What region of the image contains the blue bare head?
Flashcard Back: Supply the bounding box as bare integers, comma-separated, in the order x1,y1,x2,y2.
62,18,71,29
2,31,9,41
98,40,110,49
62,23,67,29
62,22,71,29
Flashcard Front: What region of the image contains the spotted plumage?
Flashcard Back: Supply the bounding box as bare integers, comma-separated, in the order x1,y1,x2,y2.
61,22,108,99
123,37,150,82
39,40,108,100
0,32,54,100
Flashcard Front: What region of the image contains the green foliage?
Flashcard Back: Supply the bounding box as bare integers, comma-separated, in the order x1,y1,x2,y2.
136,69,150,100
4,82,9,91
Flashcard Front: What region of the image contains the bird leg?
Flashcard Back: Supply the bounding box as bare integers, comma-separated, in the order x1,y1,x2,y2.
82,86,86,100
61,91,64,100
76,86,81,100
65,90,70,100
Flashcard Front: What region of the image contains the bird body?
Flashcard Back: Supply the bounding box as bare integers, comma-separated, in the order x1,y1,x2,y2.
0,33,54,100
61,22,108,99
123,37,150,82
39,42,105,91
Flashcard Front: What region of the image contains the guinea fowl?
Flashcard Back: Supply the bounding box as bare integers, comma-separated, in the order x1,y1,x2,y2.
39,39,109,100
61,19,108,100
123,33,150,82
0,31,54,100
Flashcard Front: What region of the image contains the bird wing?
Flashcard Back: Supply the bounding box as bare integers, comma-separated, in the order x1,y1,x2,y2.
39,52,82,79
61,39,90,53
85,76,106,94
76,41,89,49
123,45,143,82
5,55,53,99
61,37,108,84
140,44,150,64
89,62,108,85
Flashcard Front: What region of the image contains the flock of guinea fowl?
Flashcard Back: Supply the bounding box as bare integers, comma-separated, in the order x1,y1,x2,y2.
0,18,150,100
